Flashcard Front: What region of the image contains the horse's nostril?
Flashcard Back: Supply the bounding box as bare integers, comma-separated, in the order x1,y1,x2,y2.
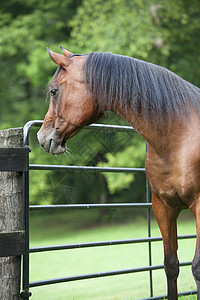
61,140,66,147
49,138,53,150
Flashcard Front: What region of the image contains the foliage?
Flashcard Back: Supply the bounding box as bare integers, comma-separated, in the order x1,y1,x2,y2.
71,0,200,83
0,0,82,128
1,0,200,205
99,135,145,194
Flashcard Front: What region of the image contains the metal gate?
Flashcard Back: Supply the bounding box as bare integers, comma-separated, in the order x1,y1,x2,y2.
21,120,197,299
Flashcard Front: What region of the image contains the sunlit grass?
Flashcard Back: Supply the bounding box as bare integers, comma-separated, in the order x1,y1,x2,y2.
29,210,197,299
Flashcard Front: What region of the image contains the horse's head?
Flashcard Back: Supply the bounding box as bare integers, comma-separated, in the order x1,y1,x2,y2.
37,47,103,154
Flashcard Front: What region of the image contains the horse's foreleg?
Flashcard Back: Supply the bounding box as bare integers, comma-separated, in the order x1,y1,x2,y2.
191,205,200,299
192,239,200,299
152,193,180,300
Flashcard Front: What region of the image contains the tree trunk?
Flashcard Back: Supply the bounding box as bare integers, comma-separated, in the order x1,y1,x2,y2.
0,128,24,300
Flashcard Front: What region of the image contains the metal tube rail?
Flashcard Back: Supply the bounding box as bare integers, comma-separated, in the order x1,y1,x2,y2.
29,261,192,288
23,120,134,146
30,234,196,253
86,123,135,132
30,203,152,210
29,164,145,173
142,290,197,300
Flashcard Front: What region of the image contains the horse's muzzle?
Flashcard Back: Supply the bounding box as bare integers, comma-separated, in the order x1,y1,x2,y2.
37,127,66,155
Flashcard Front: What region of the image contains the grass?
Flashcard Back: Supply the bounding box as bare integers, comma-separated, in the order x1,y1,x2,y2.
29,210,197,299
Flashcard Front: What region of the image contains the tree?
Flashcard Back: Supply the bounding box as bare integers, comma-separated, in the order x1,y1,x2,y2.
70,0,200,82
0,0,82,128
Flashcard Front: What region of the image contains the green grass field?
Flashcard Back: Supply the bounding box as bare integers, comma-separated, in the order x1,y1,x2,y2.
29,210,197,299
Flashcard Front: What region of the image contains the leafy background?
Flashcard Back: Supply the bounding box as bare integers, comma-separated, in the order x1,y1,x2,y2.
1,0,200,217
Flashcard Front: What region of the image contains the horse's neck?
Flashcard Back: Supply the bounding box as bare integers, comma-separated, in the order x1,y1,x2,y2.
112,105,187,157
113,106,200,159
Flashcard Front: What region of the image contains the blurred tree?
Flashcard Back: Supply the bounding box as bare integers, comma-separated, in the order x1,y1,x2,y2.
70,0,200,83
99,135,145,194
0,0,82,128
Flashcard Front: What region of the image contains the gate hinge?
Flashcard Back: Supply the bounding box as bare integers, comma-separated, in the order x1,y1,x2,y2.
20,291,32,299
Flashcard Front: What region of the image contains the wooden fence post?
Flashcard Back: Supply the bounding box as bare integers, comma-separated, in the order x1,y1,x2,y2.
0,128,24,300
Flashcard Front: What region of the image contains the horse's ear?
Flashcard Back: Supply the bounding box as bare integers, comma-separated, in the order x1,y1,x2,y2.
47,47,71,69
60,46,73,57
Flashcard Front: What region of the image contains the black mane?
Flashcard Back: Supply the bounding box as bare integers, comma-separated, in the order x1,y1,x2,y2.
84,52,200,127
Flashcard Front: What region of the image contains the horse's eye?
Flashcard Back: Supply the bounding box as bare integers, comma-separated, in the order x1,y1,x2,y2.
50,89,58,96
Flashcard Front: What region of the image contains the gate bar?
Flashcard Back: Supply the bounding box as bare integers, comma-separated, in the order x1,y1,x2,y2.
30,203,152,210
141,289,197,300
29,261,192,288
30,234,196,253
23,120,134,146
29,164,145,173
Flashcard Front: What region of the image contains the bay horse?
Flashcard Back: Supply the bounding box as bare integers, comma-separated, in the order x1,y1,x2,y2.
37,46,200,299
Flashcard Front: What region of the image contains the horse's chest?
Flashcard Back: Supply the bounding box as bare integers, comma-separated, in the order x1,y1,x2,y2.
145,156,197,209
146,171,185,209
